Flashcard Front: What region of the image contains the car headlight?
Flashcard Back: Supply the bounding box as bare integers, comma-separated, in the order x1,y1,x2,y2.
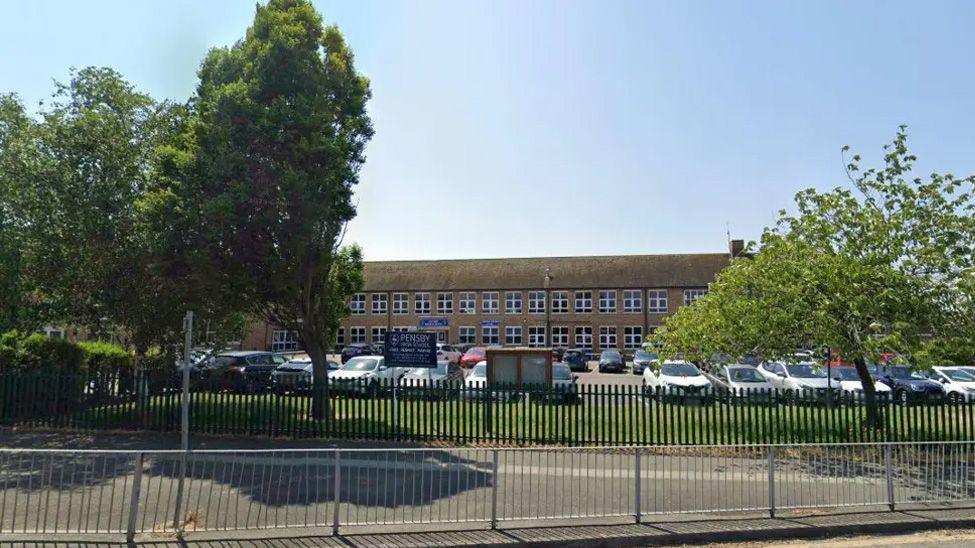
909,384,924,391
964,386,975,393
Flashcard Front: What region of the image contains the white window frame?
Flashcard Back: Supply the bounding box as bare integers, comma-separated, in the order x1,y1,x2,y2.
648,289,668,313
599,326,617,349
504,325,522,346
458,292,477,314
551,326,569,347
392,326,411,333
459,326,477,344
414,292,431,315
624,326,643,349
598,290,617,313
371,293,387,315
504,291,522,314
575,326,593,348
684,288,708,306
528,326,546,347
623,289,642,313
371,326,386,344
349,293,366,315
482,325,499,345
527,290,546,314
271,329,300,352
551,291,569,313
482,291,499,314
574,291,593,313
392,293,409,315
437,292,453,314
349,326,366,344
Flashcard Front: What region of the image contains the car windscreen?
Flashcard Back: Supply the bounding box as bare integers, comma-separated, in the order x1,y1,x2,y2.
211,357,238,368
471,364,486,378
728,368,765,383
553,366,572,381
564,351,583,359
601,351,621,360
635,350,658,360
786,364,825,378
661,363,701,376
466,348,485,356
342,358,378,371
830,368,861,381
888,366,924,380
942,369,975,382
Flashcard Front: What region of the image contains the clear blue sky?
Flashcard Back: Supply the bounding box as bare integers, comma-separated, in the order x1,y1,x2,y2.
3,0,974,260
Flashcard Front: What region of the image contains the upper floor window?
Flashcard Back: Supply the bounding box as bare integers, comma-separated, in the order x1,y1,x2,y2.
574,290,592,313
551,291,569,313
459,292,477,314
648,289,668,313
437,292,453,314
683,288,708,306
482,291,499,314
371,293,387,315
349,293,366,315
623,290,642,313
392,293,409,315
505,291,522,314
528,291,546,314
598,290,617,313
414,292,431,314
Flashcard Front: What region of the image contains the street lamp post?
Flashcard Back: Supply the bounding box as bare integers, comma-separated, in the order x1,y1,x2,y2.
544,267,552,348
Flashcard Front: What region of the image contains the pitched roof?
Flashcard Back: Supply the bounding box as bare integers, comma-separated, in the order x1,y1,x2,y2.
362,253,730,291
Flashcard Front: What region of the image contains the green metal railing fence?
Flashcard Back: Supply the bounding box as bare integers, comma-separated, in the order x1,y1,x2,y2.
1,370,972,445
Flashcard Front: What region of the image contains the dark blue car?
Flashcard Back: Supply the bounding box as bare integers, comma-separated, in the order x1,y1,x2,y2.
563,348,588,372
876,365,944,405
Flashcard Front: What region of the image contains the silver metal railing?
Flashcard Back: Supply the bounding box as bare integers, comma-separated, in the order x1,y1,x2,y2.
1,442,973,539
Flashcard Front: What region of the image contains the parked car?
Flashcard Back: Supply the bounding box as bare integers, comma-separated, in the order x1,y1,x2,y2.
340,343,381,364
562,349,588,372
631,349,659,375
202,351,288,392
399,360,464,398
597,349,625,373
328,356,403,395
463,360,488,397
876,365,944,405
929,366,975,403
459,346,487,368
270,354,339,394
827,366,892,401
711,364,773,398
757,360,831,395
436,344,463,365
548,362,579,403
551,347,567,362
643,360,712,399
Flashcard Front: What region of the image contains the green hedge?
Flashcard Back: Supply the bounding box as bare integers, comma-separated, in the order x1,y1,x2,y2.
0,330,133,373
79,341,134,373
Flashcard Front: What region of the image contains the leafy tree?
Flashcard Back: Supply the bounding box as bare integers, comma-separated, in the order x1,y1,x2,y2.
0,95,34,332
181,0,373,417
661,127,975,427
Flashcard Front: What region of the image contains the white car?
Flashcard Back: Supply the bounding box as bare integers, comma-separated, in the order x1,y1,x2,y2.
643,360,712,397
328,356,406,395
757,360,831,394
827,366,891,400
711,364,773,397
271,355,339,393
436,344,463,365
399,360,461,389
930,366,975,403
462,360,488,398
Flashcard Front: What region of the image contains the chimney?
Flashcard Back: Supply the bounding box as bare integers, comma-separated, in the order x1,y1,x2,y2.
729,239,745,258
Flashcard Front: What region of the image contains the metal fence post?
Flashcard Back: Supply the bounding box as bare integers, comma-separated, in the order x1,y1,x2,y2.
332,450,341,536
885,443,895,511
768,446,776,518
126,452,144,543
634,449,642,523
491,449,499,529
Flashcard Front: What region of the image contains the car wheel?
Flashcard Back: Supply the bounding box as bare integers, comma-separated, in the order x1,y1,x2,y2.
948,392,961,404
897,390,910,406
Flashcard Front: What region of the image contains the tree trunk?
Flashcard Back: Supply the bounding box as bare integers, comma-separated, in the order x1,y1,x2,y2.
303,325,331,420
853,356,883,430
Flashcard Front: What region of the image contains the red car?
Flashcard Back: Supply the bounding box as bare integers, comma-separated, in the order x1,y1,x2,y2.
459,346,487,368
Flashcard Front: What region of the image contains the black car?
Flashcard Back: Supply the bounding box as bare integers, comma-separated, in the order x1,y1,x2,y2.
877,365,944,405
632,349,659,375
341,343,381,363
202,351,288,392
563,349,588,372
598,349,625,373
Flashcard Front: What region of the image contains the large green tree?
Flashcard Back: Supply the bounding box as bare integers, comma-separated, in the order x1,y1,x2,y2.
182,0,373,417
661,128,975,426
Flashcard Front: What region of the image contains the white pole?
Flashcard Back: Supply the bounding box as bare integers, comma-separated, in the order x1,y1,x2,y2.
182,311,193,452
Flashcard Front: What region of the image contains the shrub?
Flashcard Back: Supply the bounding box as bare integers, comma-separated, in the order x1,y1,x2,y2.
79,341,133,374
17,333,85,372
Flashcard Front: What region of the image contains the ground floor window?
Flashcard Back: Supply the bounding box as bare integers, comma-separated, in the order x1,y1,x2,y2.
459,326,476,344
336,327,345,347
623,326,643,349
371,326,386,344
598,326,617,349
392,326,411,333
350,326,366,344
551,326,569,347
575,326,593,349
528,326,546,347
436,331,447,343
482,325,499,345
271,330,301,352
505,326,522,345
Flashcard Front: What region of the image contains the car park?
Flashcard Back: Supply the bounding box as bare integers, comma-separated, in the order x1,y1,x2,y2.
328,356,403,395
562,349,588,372
597,349,625,373
876,365,944,405
436,344,463,365
202,351,288,392
643,360,712,399
710,364,773,397
340,343,381,364
929,366,975,403
827,366,891,401
631,349,659,375
270,354,339,393
459,346,487,368
757,360,831,395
